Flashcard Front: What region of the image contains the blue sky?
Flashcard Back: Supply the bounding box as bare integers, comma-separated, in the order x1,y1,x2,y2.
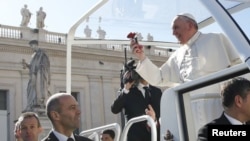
0,0,177,41
0,0,97,35
0,0,249,42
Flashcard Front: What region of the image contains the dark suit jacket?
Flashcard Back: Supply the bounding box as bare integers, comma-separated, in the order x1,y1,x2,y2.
41,131,93,141
111,85,162,141
197,112,232,141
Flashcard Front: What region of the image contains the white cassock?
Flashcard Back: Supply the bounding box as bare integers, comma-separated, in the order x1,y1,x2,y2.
136,31,242,135
136,31,240,86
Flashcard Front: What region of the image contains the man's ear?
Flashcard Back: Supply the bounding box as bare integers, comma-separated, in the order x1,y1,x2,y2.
50,111,60,121
38,127,43,133
235,95,243,107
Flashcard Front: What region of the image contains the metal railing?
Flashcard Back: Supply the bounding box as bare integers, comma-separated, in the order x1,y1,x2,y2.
120,115,157,141
79,123,121,141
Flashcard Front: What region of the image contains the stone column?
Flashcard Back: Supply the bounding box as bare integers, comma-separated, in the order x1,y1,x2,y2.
88,75,103,127
101,76,116,124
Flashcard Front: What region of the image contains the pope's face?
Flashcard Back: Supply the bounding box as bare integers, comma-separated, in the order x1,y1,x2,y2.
172,17,192,44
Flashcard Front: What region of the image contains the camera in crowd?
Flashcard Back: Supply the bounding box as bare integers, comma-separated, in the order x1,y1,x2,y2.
120,59,141,88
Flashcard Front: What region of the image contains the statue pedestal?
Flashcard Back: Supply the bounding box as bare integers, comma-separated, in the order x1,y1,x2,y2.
20,27,38,40
37,29,46,41
39,116,52,140
20,27,46,42
33,107,46,117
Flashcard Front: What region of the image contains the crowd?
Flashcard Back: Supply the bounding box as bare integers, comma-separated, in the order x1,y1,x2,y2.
15,12,249,141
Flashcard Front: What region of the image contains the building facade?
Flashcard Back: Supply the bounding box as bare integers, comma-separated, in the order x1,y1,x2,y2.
0,24,170,141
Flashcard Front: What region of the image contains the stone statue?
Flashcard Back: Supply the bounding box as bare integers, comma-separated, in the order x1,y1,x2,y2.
20,4,32,27
99,16,102,23
84,25,92,38
36,7,46,29
147,33,154,41
22,40,51,111
137,32,143,41
86,16,89,22
97,26,106,39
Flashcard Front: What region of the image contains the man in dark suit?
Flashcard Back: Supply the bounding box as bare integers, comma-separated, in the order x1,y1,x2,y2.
42,93,92,141
111,60,162,141
197,77,250,141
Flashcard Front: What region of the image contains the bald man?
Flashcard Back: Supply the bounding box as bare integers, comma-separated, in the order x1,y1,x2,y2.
42,93,92,141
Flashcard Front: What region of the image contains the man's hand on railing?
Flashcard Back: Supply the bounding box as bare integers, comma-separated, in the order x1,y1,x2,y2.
145,104,156,121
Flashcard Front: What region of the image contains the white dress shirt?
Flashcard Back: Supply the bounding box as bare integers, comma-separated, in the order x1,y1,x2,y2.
137,83,149,98
224,113,245,125
52,129,75,141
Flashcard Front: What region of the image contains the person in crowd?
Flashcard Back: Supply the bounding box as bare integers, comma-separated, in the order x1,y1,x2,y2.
145,103,174,141
42,93,92,141
164,130,174,141
36,7,46,29
14,120,23,141
101,129,115,141
16,112,43,141
130,13,241,87
197,77,250,141
111,59,162,141
20,4,32,27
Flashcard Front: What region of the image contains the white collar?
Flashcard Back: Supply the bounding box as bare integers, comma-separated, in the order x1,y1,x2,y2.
224,112,245,125
52,129,75,141
138,83,150,97
138,82,149,89
183,31,201,47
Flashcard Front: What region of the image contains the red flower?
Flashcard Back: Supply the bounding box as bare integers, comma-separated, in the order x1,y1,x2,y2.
127,32,136,39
